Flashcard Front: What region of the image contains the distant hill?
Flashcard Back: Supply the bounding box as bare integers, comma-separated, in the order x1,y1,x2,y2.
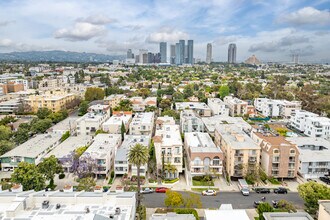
0,50,125,62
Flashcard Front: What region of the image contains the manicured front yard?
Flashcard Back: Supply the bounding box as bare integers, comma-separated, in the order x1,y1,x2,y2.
192,180,214,186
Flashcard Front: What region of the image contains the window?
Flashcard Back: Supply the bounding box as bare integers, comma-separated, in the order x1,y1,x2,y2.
174,157,181,163
290,149,296,154
213,156,220,166
273,149,279,154
194,157,201,166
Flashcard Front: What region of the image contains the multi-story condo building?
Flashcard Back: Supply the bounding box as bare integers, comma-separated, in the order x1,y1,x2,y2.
175,102,212,117
286,137,330,178
185,132,223,177
207,98,230,116
223,96,248,116
156,115,176,130
102,111,132,133
129,112,155,135
81,134,122,178
0,82,25,94
0,77,28,90
0,134,62,171
38,78,60,90
104,94,127,108
202,116,252,137
114,135,151,176
254,98,302,118
0,99,20,114
228,43,237,64
252,132,299,178
180,110,204,133
214,124,260,179
0,190,136,220
290,110,330,140
206,43,212,64
153,120,183,179
130,97,157,112
76,104,111,136
24,90,76,113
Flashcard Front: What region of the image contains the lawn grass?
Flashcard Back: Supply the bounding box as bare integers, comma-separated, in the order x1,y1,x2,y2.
191,187,218,192
192,180,214,186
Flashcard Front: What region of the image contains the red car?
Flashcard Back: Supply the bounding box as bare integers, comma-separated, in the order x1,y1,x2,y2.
155,187,169,193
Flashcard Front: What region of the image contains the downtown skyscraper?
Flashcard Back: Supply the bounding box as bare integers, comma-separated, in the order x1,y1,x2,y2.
187,40,193,64
206,43,212,64
159,42,167,63
170,44,176,64
228,43,237,63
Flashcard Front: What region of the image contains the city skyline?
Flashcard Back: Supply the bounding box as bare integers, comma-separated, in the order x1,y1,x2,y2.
0,0,329,62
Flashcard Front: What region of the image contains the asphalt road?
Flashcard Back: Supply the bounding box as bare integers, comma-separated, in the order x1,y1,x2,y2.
142,191,304,209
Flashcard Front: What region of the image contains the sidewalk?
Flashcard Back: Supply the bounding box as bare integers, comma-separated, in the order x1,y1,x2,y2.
215,177,240,192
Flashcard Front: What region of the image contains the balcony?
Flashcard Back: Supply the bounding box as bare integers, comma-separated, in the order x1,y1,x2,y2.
234,153,244,157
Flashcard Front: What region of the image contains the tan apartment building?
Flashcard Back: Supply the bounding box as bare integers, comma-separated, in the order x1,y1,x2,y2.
185,132,223,177
214,124,260,178
104,94,126,108
223,96,248,116
25,90,76,112
251,132,299,178
0,82,25,94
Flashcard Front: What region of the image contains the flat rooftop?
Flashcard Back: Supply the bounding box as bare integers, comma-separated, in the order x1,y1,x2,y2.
115,135,151,161
175,102,211,110
0,134,62,159
154,124,182,147
103,113,132,126
45,135,92,158
263,212,313,220
131,112,154,125
204,209,250,220
83,134,121,159
202,116,251,133
216,124,260,150
185,132,222,153
48,116,79,132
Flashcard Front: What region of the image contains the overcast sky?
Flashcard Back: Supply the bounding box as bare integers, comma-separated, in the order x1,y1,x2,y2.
0,0,329,62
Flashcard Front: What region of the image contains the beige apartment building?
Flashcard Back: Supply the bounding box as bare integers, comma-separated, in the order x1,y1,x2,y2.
214,124,260,178
104,94,126,108
25,90,76,112
252,132,299,178
223,96,248,116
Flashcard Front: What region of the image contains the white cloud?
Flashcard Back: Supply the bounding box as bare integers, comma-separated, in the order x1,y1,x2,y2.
54,22,106,41
279,7,330,25
76,15,117,25
145,28,189,43
0,39,14,47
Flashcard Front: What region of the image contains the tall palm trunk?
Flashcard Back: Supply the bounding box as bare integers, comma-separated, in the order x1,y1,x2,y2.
137,164,141,208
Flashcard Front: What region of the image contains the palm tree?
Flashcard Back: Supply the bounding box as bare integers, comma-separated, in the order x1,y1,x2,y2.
164,163,177,179
128,143,149,209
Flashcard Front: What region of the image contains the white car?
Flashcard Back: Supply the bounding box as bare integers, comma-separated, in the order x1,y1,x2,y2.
241,188,250,196
202,189,217,196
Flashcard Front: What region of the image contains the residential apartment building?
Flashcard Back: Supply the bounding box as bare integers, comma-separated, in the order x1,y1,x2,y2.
180,110,204,133
202,116,252,137
318,201,330,220
0,190,136,220
81,134,122,178
175,102,212,117
290,110,330,140
185,132,223,176
214,124,260,178
207,98,229,116
286,137,330,178
0,134,62,171
114,135,151,176
104,94,126,108
76,104,111,135
24,90,76,112
153,121,183,179
0,77,28,90
254,98,302,118
129,112,155,135
155,115,176,130
223,96,248,116
252,132,299,178
0,82,25,94
130,96,157,112
102,111,132,133
0,99,20,114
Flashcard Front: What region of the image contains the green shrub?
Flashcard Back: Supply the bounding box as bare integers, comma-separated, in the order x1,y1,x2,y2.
268,177,280,185
163,178,179,184
59,173,65,179
149,178,156,183
60,131,70,142
175,208,199,220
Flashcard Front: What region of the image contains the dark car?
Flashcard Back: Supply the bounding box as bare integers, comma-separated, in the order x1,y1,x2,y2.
274,187,288,194
255,188,271,194
307,178,317,182
155,187,169,193
320,177,330,184
254,201,263,208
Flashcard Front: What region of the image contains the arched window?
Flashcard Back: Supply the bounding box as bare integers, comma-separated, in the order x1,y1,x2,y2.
213,156,220,166
194,157,201,166
273,148,279,154
290,149,296,154
204,157,211,172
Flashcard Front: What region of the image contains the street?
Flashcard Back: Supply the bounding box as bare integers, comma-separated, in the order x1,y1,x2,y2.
142,191,305,209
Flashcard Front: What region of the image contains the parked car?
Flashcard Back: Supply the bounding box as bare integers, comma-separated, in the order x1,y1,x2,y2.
255,188,271,194
241,188,250,196
320,177,330,184
307,178,317,182
140,187,154,194
202,189,217,196
253,201,263,208
274,187,288,194
155,187,169,193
